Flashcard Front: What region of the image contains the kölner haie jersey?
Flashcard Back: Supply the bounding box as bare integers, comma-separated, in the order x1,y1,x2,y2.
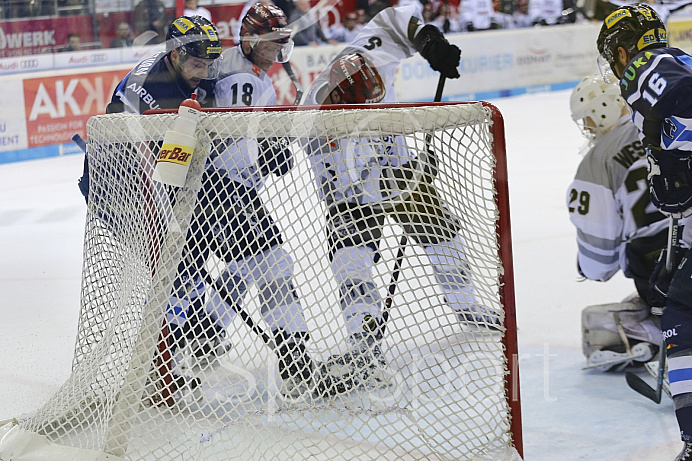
106,51,215,114
211,46,277,192
302,5,422,207
567,115,668,281
303,5,423,106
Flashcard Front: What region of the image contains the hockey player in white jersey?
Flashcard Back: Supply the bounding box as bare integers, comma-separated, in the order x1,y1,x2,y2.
301,6,495,390
567,74,668,371
177,3,315,398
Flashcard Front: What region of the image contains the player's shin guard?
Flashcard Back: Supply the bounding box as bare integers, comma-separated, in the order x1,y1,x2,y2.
425,235,500,328
330,246,382,337
662,299,692,440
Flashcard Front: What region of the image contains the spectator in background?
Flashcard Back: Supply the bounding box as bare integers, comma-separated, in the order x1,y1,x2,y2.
110,21,134,48
431,2,462,32
355,8,368,25
460,0,498,31
60,33,81,52
184,0,212,22
289,0,338,46
421,2,436,23
58,0,86,16
528,0,566,25
512,0,532,27
133,0,169,44
326,11,362,43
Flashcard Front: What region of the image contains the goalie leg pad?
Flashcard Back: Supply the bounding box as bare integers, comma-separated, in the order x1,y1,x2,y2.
581,297,660,359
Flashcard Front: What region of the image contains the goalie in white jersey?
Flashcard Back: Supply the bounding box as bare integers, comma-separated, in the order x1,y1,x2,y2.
301,6,496,389
567,74,668,371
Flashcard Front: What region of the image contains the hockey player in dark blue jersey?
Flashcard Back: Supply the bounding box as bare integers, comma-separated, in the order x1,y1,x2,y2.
78,15,222,201
77,15,229,397
107,15,220,115
598,5,692,459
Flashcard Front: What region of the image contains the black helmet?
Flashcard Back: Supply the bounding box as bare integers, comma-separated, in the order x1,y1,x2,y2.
167,16,222,60
597,4,667,72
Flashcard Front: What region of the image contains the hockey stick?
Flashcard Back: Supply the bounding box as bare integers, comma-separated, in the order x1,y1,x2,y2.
282,61,304,105
199,267,272,346
380,74,446,335
625,216,680,403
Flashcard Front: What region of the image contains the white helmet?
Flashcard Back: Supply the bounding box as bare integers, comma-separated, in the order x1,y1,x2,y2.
570,74,625,142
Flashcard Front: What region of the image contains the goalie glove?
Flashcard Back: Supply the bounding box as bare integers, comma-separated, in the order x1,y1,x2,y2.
647,246,686,313
258,137,293,177
413,25,461,79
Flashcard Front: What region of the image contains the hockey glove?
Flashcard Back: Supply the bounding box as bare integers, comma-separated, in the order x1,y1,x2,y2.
647,246,686,313
647,146,692,218
258,137,294,177
413,25,461,79
78,155,89,204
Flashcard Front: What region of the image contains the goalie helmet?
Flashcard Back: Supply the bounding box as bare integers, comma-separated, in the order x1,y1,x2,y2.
167,16,222,60
570,74,625,142
240,3,293,63
597,4,667,74
328,53,385,104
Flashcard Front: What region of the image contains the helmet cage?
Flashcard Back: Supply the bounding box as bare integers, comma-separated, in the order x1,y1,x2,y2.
570,74,625,142
176,45,223,79
242,30,294,63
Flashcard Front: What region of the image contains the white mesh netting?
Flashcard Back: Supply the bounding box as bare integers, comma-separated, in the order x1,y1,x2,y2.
0,102,521,461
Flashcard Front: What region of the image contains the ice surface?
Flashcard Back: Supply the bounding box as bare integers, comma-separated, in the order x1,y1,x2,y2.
0,89,682,460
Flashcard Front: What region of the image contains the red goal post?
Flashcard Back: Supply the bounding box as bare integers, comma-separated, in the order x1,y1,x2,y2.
0,101,522,461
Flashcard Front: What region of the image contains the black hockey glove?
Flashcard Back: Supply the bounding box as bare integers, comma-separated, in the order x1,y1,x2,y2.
258,137,293,177
413,25,461,79
647,146,692,218
77,154,89,204
647,246,686,313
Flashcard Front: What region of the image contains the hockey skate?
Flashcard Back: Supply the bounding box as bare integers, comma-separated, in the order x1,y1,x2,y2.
144,360,203,407
455,303,502,331
675,442,692,461
175,316,233,367
315,332,391,397
275,331,316,399
584,342,657,372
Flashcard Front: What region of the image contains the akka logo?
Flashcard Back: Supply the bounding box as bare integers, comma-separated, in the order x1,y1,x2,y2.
26,73,124,120
0,26,55,50
23,69,129,148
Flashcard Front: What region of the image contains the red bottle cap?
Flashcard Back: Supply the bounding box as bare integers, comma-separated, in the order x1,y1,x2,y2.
180,92,202,111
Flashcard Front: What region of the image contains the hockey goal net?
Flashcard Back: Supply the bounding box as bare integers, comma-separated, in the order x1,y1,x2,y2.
0,102,521,461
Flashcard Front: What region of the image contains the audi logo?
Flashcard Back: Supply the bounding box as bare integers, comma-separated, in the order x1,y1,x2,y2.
90,54,108,62
20,59,39,69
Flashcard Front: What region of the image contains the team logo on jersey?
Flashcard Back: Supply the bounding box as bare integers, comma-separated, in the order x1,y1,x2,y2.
663,117,679,140
605,8,632,29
